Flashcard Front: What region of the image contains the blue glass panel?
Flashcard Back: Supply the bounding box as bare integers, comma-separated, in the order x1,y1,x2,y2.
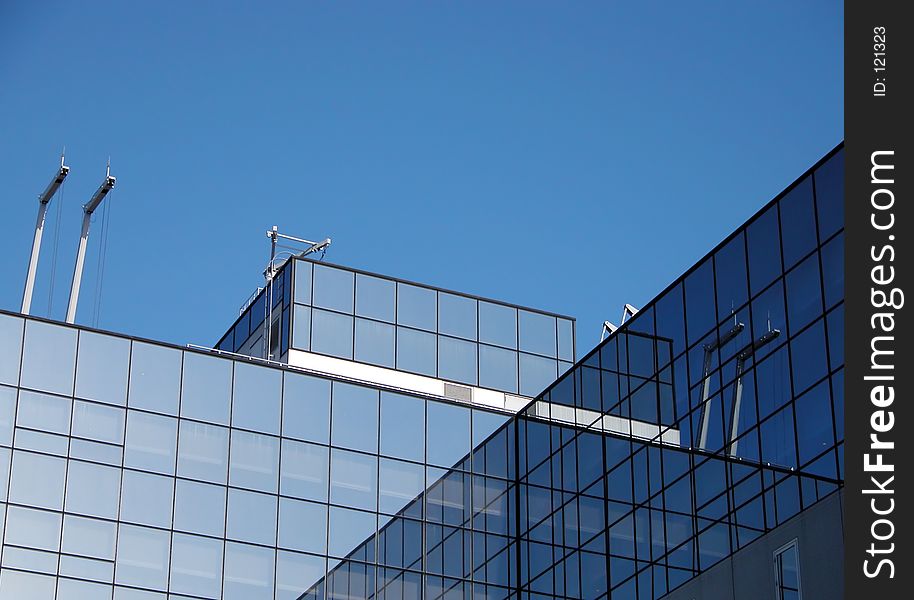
820,233,844,310
312,264,354,313
331,382,379,453
778,176,817,270
379,458,425,515
427,401,470,467
283,372,330,444
785,253,823,336
356,273,395,322
479,344,518,393
438,335,477,385
396,327,436,376
181,352,232,425
747,204,783,296
827,305,844,372
293,259,313,305
355,318,395,368
794,379,834,466
20,320,77,396
714,232,749,323
519,353,557,397
439,293,477,340
479,301,517,349
557,318,574,362
750,279,786,361
397,283,436,331
0,314,23,386
684,257,716,346
331,448,378,511
128,342,181,415
280,438,328,502
379,392,425,462
328,507,376,558
233,362,281,434
760,405,796,469
519,310,556,357
790,319,827,394
311,308,353,359
814,148,845,241
291,304,311,351
279,498,327,553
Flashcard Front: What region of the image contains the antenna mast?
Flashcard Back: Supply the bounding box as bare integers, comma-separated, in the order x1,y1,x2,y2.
21,154,69,315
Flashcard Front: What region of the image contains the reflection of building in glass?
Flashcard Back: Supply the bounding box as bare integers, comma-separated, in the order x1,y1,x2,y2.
0,143,843,600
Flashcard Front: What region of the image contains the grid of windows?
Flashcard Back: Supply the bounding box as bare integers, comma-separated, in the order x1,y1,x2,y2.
288,259,576,396
0,313,511,600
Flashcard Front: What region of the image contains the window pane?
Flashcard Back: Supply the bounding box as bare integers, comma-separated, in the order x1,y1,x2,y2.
293,259,313,305
311,309,353,359
519,310,556,357
479,302,517,349
473,409,510,446
124,350,177,415
479,344,518,393
174,479,226,537
684,257,716,346
75,331,129,406
177,421,229,484
227,488,277,546
72,400,124,444
313,264,354,313
5,505,61,550
229,430,279,493
396,327,436,376
519,353,557,397
232,362,281,434
115,524,170,590
124,411,177,475
397,283,436,331
0,570,56,599
0,386,15,446
355,318,395,368
438,336,477,385
62,515,116,560
714,232,749,322
785,253,823,335
66,461,120,519
169,533,223,598
331,448,378,511
181,352,232,425
277,551,326,600
356,274,395,322
557,318,574,362
379,458,424,515
379,392,425,462
790,320,827,395
439,293,477,340
21,320,77,396
120,470,173,528
291,304,311,351
747,204,783,296
427,401,470,467
815,149,844,241
278,498,327,553
16,389,71,434
0,313,23,386
331,382,379,453
282,373,330,444
820,233,843,310
10,451,66,510
224,542,274,600
750,280,786,362
328,506,376,558
280,439,329,502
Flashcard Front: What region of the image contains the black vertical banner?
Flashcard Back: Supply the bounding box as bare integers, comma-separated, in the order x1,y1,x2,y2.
845,0,911,597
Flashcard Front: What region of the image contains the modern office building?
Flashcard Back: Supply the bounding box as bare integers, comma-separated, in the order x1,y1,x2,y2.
0,143,843,600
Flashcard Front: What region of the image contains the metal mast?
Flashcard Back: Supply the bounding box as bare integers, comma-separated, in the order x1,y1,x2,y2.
21,154,69,315
65,164,116,324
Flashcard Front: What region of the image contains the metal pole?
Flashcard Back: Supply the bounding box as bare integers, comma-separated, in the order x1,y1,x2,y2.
22,158,69,315
65,167,115,324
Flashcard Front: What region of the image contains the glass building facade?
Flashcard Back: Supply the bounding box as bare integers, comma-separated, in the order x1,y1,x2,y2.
0,143,843,600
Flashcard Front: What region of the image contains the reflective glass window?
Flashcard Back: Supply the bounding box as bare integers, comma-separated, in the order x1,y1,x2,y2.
0,570,56,599
293,259,313,304
438,335,477,385
815,149,844,241
397,283,436,331
518,310,556,357
820,233,843,310
750,280,786,361
20,320,77,396
760,405,796,469
396,327,436,376
0,386,15,446
75,331,129,406
66,460,120,519
473,409,510,446
177,421,229,484
356,273,395,322
169,533,223,598
655,284,686,357
232,362,281,434
128,342,182,414
794,380,834,466
379,458,425,515
427,401,470,467
280,438,329,502
278,498,328,553
519,352,557,397
774,540,802,600
790,320,827,394
276,551,326,600
330,448,378,511
331,382,379,453
779,177,817,270
747,204,783,296
292,304,311,351
684,257,716,346
355,318,395,368
282,373,330,444
439,293,477,340
61,515,116,560
227,488,277,545
174,479,226,537
0,314,23,386
181,352,232,425
785,253,823,335
56,579,111,600
5,505,61,550
312,264,354,313
229,430,279,493
115,524,170,590
379,392,425,462
328,506,376,557
9,451,66,510
557,318,574,362
124,411,177,475
224,542,274,600
479,301,517,349
479,344,518,393
714,232,749,322
16,389,71,434
72,400,124,444
120,470,173,528
311,308,354,359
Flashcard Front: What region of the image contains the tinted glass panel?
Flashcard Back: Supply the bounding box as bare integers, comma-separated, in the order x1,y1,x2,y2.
557,318,574,361
355,318,395,368
397,283,436,331
479,301,517,349
227,488,277,546
75,331,129,405
438,293,477,340
293,260,313,304
330,448,378,511
229,430,279,493
170,533,223,597
396,327,436,376
779,177,817,270
379,392,425,462
311,309,353,359
747,204,783,296
355,274,395,322
291,304,311,351
20,320,77,396
331,382,379,453
174,479,226,537
124,411,177,475
438,336,477,385
232,362,281,434
479,344,518,393
379,458,425,515
312,264,354,313
714,232,749,322
120,470,173,528
280,439,329,502
181,352,232,425
282,373,330,444
128,342,181,415
815,149,844,241
0,314,23,386
785,253,823,335
519,352,557,397
177,421,229,484
518,310,556,357
279,498,327,554
427,401,470,467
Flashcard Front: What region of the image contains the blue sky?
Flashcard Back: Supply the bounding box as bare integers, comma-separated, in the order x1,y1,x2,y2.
0,1,842,356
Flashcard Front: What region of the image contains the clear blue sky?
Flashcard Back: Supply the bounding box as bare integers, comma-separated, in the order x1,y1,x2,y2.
0,1,842,356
